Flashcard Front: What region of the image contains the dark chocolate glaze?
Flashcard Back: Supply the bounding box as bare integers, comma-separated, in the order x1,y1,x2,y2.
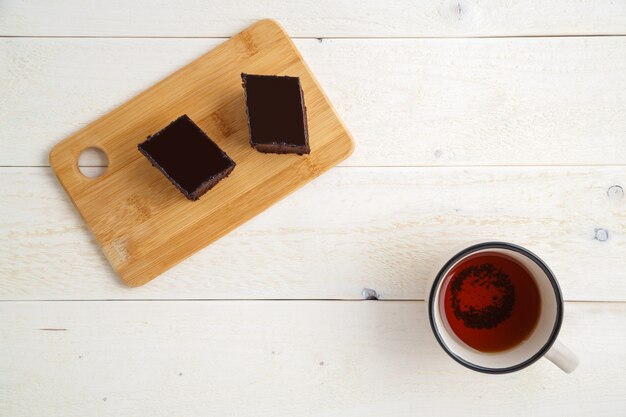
138,115,236,201
241,74,310,154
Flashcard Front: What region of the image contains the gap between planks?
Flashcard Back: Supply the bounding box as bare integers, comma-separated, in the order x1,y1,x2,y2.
0,299,623,303
1,34,625,40
2,164,626,169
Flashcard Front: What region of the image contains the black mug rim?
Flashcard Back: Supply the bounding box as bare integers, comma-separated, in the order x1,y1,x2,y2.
428,241,564,374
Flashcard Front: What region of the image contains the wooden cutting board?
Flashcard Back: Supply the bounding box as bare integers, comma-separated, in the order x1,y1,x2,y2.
50,19,354,287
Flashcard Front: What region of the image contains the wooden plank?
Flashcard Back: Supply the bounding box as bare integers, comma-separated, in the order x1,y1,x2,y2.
2,37,625,167
1,300,624,416
1,166,624,301
1,0,625,37
49,20,354,287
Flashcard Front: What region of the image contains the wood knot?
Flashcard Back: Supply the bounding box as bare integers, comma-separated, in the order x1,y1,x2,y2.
607,185,624,200
111,237,130,263
594,228,609,242
128,195,152,221
237,31,259,57
208,111,234,138
362,288,379,300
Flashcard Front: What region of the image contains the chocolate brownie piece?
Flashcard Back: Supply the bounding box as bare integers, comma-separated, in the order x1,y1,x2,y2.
241,73,310,155
138,115,235,201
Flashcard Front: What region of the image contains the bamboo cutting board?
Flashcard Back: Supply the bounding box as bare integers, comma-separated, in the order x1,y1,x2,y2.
49,19,354,287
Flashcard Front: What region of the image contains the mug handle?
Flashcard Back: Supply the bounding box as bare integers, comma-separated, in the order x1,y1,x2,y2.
544,340,579,373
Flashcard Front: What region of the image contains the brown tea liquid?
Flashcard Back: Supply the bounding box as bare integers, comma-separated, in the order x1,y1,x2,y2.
441,252,541,352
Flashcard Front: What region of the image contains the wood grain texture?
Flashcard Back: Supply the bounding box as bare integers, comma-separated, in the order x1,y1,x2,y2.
2,37,625,167
1,0,625,37
48,20,354,286
2,167,624,301
1,300,624,417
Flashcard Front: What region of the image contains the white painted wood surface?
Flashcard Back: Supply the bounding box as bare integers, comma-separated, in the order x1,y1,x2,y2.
1,1,626,415
2,37,626,166
1,166,624,301
1,0,625,37
1,301,625,417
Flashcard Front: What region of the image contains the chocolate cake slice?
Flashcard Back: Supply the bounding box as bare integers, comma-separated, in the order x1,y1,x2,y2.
138,115,235,201
241,73,310,155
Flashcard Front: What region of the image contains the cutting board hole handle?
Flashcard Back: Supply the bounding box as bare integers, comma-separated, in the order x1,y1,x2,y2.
78,147,109,179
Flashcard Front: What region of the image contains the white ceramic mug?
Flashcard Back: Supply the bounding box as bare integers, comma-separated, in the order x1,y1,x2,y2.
427,241,579,374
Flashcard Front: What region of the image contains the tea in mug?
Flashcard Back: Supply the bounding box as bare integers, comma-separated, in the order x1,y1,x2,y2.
440,252,541,352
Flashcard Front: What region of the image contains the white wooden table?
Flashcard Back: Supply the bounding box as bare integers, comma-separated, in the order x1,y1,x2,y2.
1,2,626,415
